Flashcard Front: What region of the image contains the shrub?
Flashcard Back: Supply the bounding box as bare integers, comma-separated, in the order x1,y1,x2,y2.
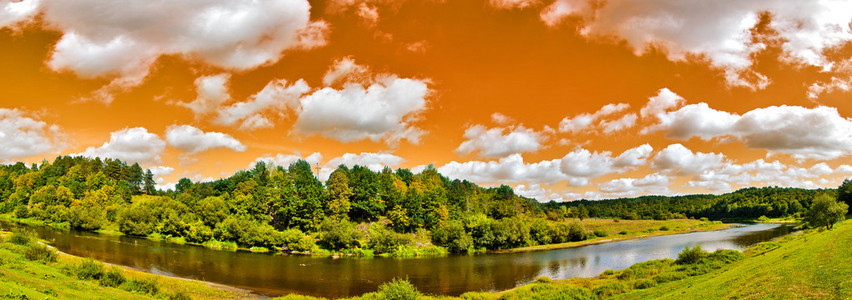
25,243,57,263
318,218,363,251
619,230,628,235
699,217,709,222
617,269,635,280
600,270,616,276
368,226,413,254
534,276,553,284
592,230,608,237
8,228,36,245
377,278,420,300
167,292,192,300
99,267,126,287
281,228,316,252
675,245,708,265
757,215,770,222
592,282,628,298
659,226,670,231
432,220,473,253
121,277,159,295
652,272,687,283
74,258,105,280
634,279,657,289
13,205,28,219
567,222,586,242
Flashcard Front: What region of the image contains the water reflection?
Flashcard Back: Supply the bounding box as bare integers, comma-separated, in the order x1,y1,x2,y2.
4,222,793,298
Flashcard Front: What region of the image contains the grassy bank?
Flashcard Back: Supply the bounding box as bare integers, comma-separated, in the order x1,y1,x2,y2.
494,218,730,254
0,230,255,300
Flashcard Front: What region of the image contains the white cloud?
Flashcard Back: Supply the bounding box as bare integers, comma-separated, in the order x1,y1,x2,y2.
0,108,67,162
77,127,165,165
559,103,629,133
491,112,513,125
489,0,540,10
455,124,547,158
178,73,232,117
7,0,328,103
294,74,430,144
439,154,568,185
515,184,563,202
0,0,39,29
600,173,671,194
640,88,685,120
325,152,404,172
645,91,852,160
613,144,654,168
251,152,323,170
165,125,246,154
652,144,726,175
322,57,371,86
540,0,852,88
214,78,310,130
600,113,637,133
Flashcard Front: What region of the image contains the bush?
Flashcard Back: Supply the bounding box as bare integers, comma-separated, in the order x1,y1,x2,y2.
567,222,586,242
432,220,473,253
8,228,36,245
368,225,413,254
652,272,687,283
24,243,57,263
617,269,635,280
167,291,192,300
659,226,670,231
757,215,770,222
281,228,316,252
699,217,709,222
592,282,628,298
619,230,628,235
634,279,657,289
592,230,608,237
675,245,708,265
318,218,363,251
377,278,420,300
121,277,159,295
534,276,553,283
74,258,105,280
13,205,28,219
99,267,126,287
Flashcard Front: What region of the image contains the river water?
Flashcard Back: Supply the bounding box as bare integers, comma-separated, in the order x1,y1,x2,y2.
4,222,794,298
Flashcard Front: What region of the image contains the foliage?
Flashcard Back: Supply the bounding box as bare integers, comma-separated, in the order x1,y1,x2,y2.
376,278,421,300
73,258,105,280
806,194,848,229
432,220,473,253
676,245,709,265
318,218,363,251
99,267,126,287
8,228,36,245
24,243,57,263
121,277,159,295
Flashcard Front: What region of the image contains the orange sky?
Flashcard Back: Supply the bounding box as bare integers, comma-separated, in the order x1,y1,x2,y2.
1,0,851,201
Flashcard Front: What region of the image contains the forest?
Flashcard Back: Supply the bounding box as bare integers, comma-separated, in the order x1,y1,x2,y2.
0,156,847,255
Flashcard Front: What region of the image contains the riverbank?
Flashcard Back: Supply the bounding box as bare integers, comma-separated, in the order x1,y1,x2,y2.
493,218,732,254
0,230,257,300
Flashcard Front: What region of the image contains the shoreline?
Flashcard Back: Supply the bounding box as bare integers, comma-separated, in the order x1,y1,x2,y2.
492,222,734,254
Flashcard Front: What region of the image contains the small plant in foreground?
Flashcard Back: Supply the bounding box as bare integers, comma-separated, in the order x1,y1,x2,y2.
675,245,708,265
74,258,105,280
8,228,36,245
377,278,420,300
24,243,57,263
99,267,126,287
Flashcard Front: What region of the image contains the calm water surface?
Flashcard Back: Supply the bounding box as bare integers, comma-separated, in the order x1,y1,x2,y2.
6,222,794,298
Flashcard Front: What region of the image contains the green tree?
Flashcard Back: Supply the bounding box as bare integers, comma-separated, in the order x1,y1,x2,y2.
807,194,849,229
839,179,852,208
325,168,352,218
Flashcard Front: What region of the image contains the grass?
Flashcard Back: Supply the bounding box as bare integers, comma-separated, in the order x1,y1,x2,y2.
0,231,255,299
496,218,730,253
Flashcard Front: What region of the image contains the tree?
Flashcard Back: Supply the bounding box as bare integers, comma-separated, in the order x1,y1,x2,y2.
325,168,352,218
175,178,193,193
143,170,156,195
839,179,852,208
806,194,848,229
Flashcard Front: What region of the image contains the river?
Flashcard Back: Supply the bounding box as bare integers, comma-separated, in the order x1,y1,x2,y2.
4,222,794,298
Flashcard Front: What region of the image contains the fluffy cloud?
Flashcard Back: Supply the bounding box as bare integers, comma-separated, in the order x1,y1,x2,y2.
178,74,232,117
687,159,852,192
455,124,548,158
640,88,685,120
559,103,629,133
214,78,310,130
325,152,404,172
600,173,671,194
77,127,166,165
489,0,540,10
652,144,726,175
540,0,852,88
646,94,852,160
251,152,324,169
165,125,246,154
0,109,66,162
600,113,638,133
293,59,430,144
5,0,328,103
0,0,39,29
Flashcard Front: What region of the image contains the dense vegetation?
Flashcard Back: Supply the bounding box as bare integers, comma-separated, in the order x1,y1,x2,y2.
0,156,847,255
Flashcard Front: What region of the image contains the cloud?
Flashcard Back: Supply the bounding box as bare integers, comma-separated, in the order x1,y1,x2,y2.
165,125,246,154
214,78,310,130
77,127,165,165
686,158,852,192
613,144,654,167
652,144,726,175
489,0,540,10
600,173,671,194
251,152,323,169
515,184,563,202
0,0,39,29
177,73,232,117
455,124,547,158
540,0,852,88
294,72,430,145
600,113,638,133
0,108,67,162
7,0,328,103
325,152,404,171
646,95,852,160
640,88,685,120
559,103,629,133
439,154,568,185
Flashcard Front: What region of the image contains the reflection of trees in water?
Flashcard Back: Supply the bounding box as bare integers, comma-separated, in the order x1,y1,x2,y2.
731,225,794,247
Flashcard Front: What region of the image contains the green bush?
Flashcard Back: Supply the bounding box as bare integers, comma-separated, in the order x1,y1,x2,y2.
757,215,770,222
318,218,363,251
534,276,553,283
619,230,628,235
652,271,687,283
592,230,608,237
13,205,28,219
99,267,126,287
167,291,192,300
659,226,670,231
8,228,36,245
121,277,159,295
24,243,57,263
592,282,628,298
634,278,657,289
281,228,316,252
74,258,105,280
676,245,708,265
617,269,635,280
377,278,420,300
432,220,473,253
567,222,586,242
